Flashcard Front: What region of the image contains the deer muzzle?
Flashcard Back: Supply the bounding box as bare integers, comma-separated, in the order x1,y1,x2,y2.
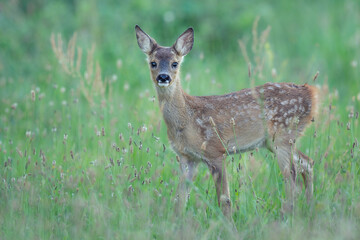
156,74,171,87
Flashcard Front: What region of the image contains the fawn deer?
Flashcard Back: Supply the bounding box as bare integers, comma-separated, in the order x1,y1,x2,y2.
135,25,319,218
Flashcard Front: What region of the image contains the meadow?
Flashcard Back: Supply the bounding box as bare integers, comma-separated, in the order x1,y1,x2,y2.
0,0,359,239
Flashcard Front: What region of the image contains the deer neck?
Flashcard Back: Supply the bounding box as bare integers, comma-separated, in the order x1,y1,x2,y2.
156,78,189,129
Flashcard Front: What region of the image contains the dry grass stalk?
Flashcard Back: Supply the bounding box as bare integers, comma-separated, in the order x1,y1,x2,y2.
50,33,107,106
238,17,271,81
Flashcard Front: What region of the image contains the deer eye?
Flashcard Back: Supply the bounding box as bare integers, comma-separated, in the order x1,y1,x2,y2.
172,62,178,68
150,62,157,68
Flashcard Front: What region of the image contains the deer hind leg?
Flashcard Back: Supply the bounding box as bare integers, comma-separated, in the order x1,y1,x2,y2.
293,149,313,203
209,156,231,218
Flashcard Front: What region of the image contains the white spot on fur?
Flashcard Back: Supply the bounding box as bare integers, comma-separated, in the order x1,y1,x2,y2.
253,105,260,110
290,99,297,104
206,129,213,139
281,100,289,105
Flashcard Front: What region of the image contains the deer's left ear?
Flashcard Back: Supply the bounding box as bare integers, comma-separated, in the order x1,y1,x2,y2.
173,28,194,56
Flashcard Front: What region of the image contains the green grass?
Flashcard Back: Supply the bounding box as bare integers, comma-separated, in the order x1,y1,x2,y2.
1,0,360,239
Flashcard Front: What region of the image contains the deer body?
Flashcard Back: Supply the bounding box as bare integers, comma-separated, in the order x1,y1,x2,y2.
135,25,318,218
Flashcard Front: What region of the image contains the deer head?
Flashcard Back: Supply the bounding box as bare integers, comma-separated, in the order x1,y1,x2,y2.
135,25,194,88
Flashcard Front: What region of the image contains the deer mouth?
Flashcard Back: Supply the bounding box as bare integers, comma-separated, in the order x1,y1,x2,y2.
157,80,171,87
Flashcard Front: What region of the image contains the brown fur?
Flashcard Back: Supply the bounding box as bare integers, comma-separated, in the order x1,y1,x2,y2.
135,25,319,218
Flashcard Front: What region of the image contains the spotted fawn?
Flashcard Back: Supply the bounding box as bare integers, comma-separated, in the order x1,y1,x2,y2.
135,25,319,218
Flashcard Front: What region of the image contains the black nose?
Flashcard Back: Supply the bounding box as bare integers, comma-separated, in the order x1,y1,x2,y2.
156,74,171,83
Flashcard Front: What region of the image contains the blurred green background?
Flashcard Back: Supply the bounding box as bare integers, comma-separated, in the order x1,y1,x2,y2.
1,0,359,98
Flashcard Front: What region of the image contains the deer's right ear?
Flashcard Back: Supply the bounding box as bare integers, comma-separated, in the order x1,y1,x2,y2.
135,25,157,54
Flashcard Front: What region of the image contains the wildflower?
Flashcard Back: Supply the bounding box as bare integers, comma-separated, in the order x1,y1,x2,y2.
111,74,117,82
201,141,207,151
122,148,127,154
11,103,18,110
163,11,175,22
26,131,32,138
38,93,45,100
116,59,123,69
199,52,204,60
60,87,66,93
351,60,358,68
271,68,277,78
31,90,36,101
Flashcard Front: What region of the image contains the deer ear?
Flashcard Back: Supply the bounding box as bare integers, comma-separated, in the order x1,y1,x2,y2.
173,28,194,56
135,25,157,54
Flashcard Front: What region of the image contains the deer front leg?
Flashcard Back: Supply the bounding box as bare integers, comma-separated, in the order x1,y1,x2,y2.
209,156,232,218
176,156,198,214
273,143,298,213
